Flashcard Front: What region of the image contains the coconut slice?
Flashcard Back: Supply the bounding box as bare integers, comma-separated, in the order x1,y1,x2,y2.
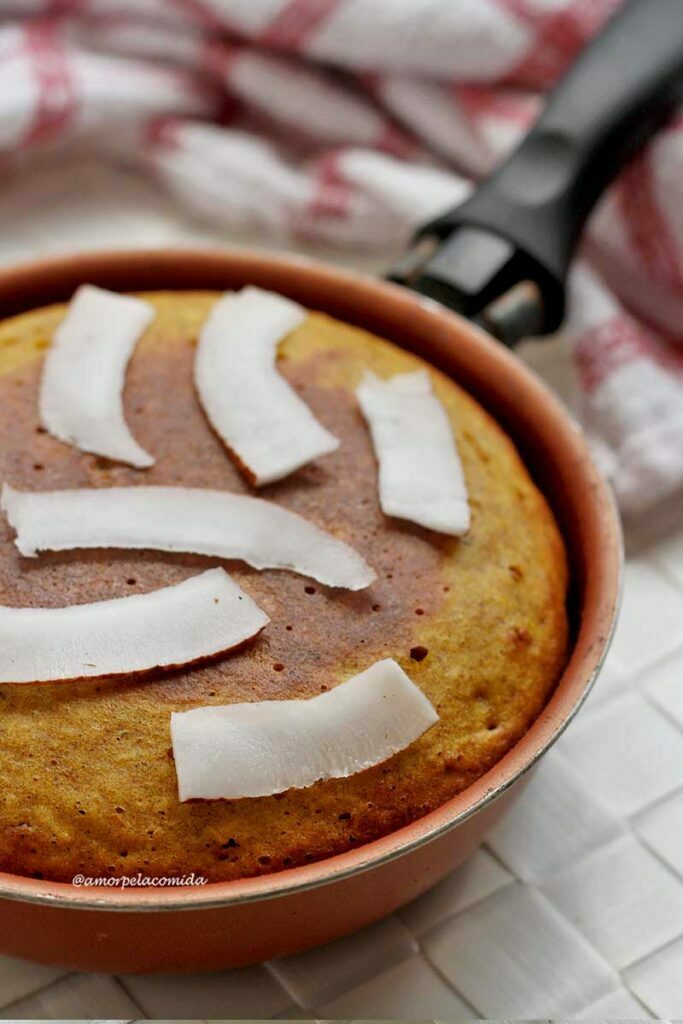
194,286,339,485
0,568,267,685
356,369,470,536
1,484,375,590
39,284,155,468
171,658,438,801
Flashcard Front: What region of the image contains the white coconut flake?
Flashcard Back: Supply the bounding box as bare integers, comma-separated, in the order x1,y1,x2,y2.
356,369,470,536
171,658,438,801
39,284,155,468
1,484,375,591
0,568,267,685
194,286,339,486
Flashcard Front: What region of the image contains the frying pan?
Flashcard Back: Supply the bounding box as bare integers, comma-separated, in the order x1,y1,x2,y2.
0,0,680,973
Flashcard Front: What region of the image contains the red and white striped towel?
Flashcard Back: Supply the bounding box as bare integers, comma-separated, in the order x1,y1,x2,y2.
0,0,681,516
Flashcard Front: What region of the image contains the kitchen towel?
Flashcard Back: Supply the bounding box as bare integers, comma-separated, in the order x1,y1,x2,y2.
0,0,681,515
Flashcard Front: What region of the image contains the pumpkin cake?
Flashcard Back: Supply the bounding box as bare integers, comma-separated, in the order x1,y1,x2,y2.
0,291,568,883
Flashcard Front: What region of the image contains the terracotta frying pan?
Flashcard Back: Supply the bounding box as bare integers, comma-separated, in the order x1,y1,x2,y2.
0,0,680,973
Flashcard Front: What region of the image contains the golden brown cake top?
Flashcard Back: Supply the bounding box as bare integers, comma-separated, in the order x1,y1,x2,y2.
0,291,568,882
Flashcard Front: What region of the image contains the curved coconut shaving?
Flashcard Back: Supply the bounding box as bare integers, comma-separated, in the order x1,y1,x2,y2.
39,284,155,468
194,286,339,486
0,568,267,685
171,658,438,800
1,484,375,590
356,369,470,536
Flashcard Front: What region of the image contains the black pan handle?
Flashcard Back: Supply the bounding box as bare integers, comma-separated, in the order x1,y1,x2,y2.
391,0,683,345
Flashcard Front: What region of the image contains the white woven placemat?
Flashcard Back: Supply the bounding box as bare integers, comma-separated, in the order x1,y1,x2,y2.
0,159,680,1021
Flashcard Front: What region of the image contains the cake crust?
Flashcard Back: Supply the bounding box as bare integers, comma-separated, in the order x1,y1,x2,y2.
0,292,568,882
